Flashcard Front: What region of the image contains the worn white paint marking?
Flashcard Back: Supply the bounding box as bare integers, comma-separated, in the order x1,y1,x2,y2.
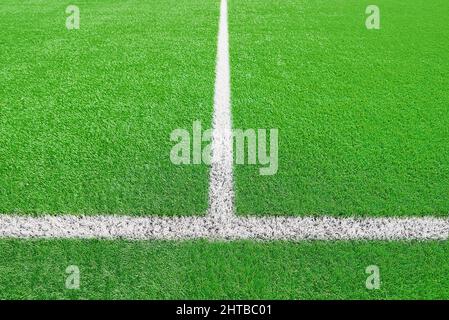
208,0,234,220
1,0,447,241
0,216,448,240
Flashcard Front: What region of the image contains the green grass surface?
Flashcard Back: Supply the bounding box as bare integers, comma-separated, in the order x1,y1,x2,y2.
0,0,218,215
1,0,448,301
230,0,449,216
0,239,448,299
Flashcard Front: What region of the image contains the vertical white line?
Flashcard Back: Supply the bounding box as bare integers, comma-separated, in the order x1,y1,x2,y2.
0,0,447,241
208,0,234,220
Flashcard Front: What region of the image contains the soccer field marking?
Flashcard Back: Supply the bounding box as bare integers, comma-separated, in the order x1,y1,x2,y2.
1,0,448,241
208,0,234,220
0,215,448,240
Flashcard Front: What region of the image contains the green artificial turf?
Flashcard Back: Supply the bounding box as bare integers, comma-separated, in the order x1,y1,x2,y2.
0,239,447,299
0,0,218,215
230,0,449,216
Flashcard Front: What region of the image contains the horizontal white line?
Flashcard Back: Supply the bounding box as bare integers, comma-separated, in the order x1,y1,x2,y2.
2,0,446,243
0,215,447,240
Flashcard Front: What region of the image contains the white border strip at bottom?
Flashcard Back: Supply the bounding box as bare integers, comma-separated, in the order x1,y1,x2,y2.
0,215,448,240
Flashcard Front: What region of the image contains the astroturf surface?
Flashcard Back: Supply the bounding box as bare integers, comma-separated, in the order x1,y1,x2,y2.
1,0,448,301
230,0,449,216
0,240,447,299
0,0,218,215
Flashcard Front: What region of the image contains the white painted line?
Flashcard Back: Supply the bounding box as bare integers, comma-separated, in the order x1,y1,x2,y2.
0,215,448,240
0,0,447,242
208,0,234,220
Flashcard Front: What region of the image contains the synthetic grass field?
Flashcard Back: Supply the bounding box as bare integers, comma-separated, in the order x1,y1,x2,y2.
0,0,218,215
231,0,449,216
1,240,448,299
1,0,448,300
